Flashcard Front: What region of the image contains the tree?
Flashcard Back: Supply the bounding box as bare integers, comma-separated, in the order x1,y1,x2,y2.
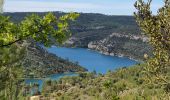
134,0,170,88
0,1,79,99
0,44,25,100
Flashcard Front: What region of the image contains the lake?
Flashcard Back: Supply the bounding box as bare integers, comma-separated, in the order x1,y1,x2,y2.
26,46,137,91
48,46,137,74
25,73,77,92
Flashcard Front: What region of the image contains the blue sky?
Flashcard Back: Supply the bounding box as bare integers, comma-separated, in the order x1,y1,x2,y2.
4,0,163,15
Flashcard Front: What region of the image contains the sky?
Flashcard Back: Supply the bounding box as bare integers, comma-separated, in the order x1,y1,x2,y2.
4,0,164,15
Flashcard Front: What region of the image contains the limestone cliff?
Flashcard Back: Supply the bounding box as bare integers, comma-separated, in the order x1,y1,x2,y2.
87,33,151,60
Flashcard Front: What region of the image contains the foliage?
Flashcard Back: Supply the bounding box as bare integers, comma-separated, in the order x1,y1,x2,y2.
134,0,170,86
0,12,79,47
40,1,170,99
0,44,25,99
42,64,170,100
0,11,79,99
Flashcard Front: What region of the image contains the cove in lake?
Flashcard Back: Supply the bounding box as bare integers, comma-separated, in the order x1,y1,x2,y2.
26,46,138,91
25,73,77,91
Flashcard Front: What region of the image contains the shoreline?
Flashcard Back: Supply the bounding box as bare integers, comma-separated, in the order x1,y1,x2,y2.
96,50,140,62
54,45,141,62
86,47,141,62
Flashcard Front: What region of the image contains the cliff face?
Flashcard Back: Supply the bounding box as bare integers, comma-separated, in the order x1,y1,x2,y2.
22,41,87,78
65,33,152,60
87,33,152,60
62,13,152,60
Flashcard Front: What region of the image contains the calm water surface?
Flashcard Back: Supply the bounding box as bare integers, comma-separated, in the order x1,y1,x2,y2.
47,46,137,74
26,46,137,91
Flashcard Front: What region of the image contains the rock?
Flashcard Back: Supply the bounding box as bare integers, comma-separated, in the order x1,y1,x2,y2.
30,95,42,100
87,33,152,60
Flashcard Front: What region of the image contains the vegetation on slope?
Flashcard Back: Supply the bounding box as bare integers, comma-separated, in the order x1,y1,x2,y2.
0,7,80,99
134,0,170,88
4,12,152,60
29,0,170,99
1,0,170,99
22,40,87,78
4,12,140,36
41,64,170,100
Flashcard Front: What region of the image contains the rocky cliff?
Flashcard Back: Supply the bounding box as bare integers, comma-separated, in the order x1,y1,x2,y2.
87,33,152,60
65,33,152,60
62,13,152,60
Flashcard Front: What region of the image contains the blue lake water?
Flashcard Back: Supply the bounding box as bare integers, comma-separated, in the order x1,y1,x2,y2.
25,73,77,92
47,46,137,74
26,46,137,92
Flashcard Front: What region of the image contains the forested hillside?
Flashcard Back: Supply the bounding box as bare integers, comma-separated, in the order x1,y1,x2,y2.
4,12,152,60
22,40,87,78
5,12,140,36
